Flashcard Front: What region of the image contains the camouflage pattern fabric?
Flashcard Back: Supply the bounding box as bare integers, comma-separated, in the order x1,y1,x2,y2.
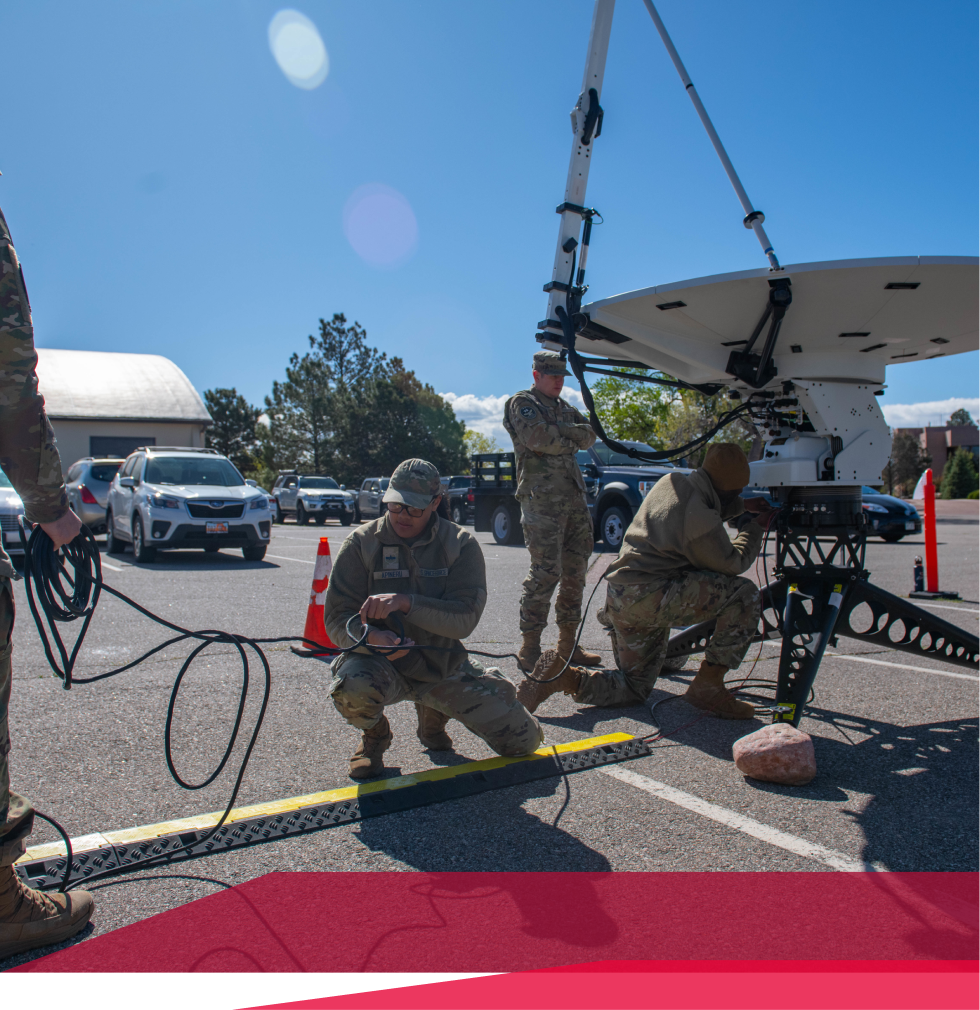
330,652,543,757
518,496,594,633
383,458,442,509
502,387,595,497
576,571,761,707
0,206,69,579
532,350,571,376
0,579,33,867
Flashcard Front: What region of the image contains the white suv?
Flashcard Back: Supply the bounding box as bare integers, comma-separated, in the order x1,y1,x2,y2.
105,447,271,562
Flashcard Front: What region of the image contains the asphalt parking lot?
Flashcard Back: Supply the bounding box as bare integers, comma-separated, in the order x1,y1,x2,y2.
2,510,977,968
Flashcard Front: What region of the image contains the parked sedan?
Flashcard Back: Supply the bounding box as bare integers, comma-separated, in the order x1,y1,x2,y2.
65,457,124,535
860,486,921,542
0,471,25,559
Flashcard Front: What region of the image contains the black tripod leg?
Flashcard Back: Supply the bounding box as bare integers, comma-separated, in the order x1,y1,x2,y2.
774,580,847,727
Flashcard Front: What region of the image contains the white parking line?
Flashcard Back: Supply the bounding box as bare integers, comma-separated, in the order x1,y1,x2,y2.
264,554,316,565
911,601,980,615
602,766,878,873
824,651,978,682
100,560,124,572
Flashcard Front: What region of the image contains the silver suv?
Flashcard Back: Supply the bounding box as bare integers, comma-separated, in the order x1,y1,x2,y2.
272,472,356,525
65,457,124,535
105,446,271,562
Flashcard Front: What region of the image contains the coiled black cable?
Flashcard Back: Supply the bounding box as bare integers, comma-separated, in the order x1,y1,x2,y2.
17,520,602,887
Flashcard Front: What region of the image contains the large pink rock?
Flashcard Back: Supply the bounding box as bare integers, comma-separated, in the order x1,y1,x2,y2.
733,724,816,785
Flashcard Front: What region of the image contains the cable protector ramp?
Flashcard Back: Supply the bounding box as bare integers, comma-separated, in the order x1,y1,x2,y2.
16,733,649,890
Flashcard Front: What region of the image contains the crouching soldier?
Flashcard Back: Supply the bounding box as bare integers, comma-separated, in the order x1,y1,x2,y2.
325,458,543,778
517,444,775,719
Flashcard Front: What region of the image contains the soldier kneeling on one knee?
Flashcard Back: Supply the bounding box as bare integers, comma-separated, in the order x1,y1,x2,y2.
518,443,777,720
325,458,544,779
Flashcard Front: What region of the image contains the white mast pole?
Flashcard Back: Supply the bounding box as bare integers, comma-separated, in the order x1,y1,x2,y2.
541,0,617,345
640,0,781,271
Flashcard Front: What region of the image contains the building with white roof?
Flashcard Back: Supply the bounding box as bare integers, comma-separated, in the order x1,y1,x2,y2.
35,349,212,468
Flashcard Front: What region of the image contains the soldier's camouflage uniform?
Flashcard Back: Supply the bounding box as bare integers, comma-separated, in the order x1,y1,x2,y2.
0,206,70,868
576,469,764,707
324,507,542,756
503,387,596,633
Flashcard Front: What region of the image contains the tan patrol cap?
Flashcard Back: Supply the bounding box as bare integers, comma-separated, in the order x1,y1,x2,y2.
533,350,571,376
382,458,442,509
701,443,751,491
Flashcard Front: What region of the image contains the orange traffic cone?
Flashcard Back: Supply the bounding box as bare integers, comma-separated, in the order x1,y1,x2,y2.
293,537,339,657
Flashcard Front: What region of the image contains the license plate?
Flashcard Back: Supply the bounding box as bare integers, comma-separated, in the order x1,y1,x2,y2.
206,521,229,534
905,521,916,530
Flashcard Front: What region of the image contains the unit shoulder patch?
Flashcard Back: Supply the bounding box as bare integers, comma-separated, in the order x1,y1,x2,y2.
519,405,537,419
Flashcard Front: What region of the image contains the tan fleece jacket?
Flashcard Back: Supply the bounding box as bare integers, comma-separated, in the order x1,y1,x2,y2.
605,469,765,585
324,512,487,684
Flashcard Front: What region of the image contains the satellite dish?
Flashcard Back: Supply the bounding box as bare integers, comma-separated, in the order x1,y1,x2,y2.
581,256,979,388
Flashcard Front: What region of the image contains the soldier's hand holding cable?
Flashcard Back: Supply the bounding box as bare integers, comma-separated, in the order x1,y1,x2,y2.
366,628,414,661
40,508,83,550
742,497,778,526
359,593,412,621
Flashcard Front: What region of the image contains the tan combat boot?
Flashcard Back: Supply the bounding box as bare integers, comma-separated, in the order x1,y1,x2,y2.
0,863,95,959
516,649,586,714
517,629,542,673
684,661,755,719
415,703,453,751
557,624,602,667
349,714,393,779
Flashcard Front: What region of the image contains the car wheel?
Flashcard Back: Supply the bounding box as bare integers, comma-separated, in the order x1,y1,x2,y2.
599,506,630,551
491,504,524,546
296,503,309,525
315,515,326,526
354,506,362,523
451,503,464,525
880,533,904,543
105,511,124,554
242,545,267,562
274,501,285,524
132,516,156,563
340,511,352,527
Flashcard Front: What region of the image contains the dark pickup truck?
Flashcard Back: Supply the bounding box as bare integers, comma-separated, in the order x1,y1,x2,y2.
472,442,688,549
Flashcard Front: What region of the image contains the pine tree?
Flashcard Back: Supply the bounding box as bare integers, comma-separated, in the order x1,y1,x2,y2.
939,448,979,499
889,433,931,498
203,388,259,472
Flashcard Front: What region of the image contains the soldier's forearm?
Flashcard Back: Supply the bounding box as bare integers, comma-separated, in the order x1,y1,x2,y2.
407,593,485,640
0,400,68,524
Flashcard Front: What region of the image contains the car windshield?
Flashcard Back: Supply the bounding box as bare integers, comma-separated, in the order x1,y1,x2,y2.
90,463,122,483
593,442,671,467
862,486,886,495
0,471,12,489
380,478,390,489
144,456,245,487
299,477,339,489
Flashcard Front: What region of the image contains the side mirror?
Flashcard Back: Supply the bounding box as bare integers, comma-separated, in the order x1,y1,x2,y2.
582,464,598,479
120,476,136,488
245,479,258,487
340,484,346,491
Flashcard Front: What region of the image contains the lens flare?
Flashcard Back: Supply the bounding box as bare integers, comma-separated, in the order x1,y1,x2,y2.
342,184,419,268
268,10,328,90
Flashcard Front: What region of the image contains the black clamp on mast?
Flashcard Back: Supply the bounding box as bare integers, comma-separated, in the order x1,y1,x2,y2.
724,277,792,388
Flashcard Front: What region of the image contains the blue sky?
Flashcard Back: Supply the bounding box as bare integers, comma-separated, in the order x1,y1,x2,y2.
2,1,977,435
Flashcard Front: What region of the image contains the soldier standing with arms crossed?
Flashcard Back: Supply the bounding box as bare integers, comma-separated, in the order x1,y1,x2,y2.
0,205,94,958
504,351,602,672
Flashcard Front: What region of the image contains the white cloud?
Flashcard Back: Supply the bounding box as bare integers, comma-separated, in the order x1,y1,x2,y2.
881,397,979,429
442,389,587,448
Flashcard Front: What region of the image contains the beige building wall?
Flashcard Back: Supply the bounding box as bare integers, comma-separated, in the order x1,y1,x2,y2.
50,419,208,470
